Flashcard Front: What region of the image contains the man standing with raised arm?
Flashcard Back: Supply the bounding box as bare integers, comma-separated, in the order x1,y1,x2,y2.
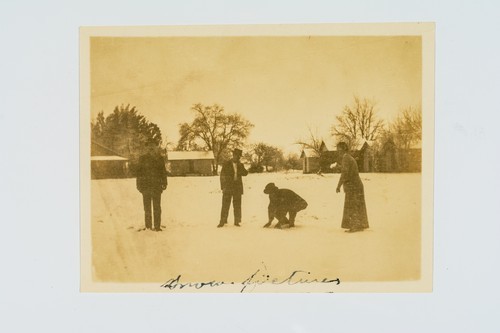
217,148,248,228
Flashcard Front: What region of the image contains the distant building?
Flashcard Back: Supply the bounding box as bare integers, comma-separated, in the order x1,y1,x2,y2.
300,140,380,174
300,141,339,174
377,139,421,172
300,139,421,174
378,139,398,172
300,148,320,174
91,141,130,179
399,141,422,172
353,141,375,172
319,142,340,173
167,151,215,176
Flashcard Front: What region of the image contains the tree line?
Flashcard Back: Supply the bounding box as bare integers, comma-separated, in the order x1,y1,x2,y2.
299,97,421,167
91,104,164,173
91,97,421,175
331,96,421,151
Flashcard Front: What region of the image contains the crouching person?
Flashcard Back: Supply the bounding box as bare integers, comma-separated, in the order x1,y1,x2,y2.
263,183,308,229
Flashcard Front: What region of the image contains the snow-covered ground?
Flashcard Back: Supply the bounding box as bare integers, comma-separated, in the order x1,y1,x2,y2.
90,172,421,284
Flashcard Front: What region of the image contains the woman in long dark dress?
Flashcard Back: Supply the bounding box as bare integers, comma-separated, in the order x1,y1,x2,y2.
335,142,369,233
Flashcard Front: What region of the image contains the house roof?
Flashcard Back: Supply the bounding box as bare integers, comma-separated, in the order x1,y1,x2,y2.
354,140,375,151
382,139,422,150
300,149,319,158
167,151,214,161
91,155,128,161
91,141,125,157
319,141,329,152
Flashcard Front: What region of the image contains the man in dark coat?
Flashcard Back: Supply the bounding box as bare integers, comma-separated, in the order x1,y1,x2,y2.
336,142,369,233
263,183,308,229
136,142,168,231
217,148,248,228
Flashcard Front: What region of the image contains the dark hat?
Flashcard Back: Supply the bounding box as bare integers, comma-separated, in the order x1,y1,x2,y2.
263,182,278,194
233,148,243,157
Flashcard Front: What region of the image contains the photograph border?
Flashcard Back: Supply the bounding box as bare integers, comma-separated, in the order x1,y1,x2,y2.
80,23,435,293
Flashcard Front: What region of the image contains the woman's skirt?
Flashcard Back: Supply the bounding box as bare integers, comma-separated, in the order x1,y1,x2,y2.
341,185,369,230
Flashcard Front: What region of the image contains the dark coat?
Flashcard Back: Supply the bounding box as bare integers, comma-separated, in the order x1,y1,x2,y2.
136,152,168,193
219,160,248,194
338,153,363,193
268,188,308,219
338,153,368,230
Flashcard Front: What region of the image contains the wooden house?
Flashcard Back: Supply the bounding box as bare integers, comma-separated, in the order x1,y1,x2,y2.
377,139,421,172
399,141,422,172
319,141,340,173
300,141,339,174
90,141,130,179
167,151,215,176
378,139,398,172
353,141,375,172
300,148,320,174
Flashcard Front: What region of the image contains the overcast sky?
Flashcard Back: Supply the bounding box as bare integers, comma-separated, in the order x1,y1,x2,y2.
91,36,421,154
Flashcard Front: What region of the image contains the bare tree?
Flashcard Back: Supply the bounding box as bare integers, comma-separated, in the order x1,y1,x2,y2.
332,96,384,149
177,103,254,174
295,126,324,157
295,126,326,174
390,106,422,149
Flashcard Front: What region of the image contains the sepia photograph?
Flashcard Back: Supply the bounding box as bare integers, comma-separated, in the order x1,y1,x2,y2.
6,0,500,330
80,23,434,292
